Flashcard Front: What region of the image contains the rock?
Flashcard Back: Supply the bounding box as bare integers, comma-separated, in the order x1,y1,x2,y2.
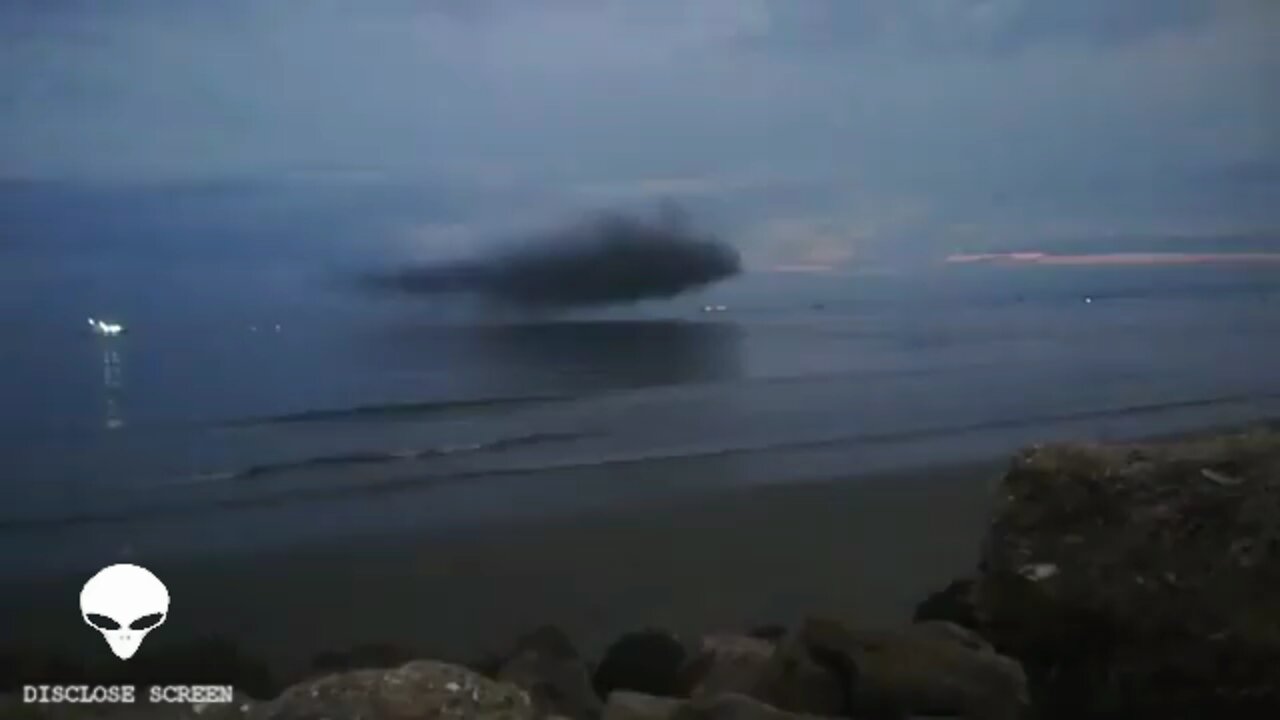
844,622,1027,719
974,429,1280,717
683,635,775,698
254,659,535,720
755,617,1027,719
751,618,856,717
496,625,602,720
594,630,691,699
914,578,979,630
602,691,830,720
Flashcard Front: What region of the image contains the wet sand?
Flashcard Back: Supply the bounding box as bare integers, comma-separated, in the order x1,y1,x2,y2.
0,459,1002,687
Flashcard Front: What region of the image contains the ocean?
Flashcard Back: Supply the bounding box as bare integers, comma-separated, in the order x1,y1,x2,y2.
2,223,1280,580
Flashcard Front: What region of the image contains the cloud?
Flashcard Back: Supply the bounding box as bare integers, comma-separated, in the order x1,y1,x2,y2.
363,204,742,308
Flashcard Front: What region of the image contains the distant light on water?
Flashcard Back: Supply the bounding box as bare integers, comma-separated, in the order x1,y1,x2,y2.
88,317,125,336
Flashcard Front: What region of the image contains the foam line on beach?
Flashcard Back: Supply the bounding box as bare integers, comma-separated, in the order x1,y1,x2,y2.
172,431,594,486
224,393,579,427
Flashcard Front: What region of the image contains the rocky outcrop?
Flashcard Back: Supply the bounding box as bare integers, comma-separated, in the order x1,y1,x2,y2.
972,428,1280,717
492,620,1025,719
0,622,1028,720
495,625,603,720
1,663,528,720
846,621,1027,719
755,617,1027,719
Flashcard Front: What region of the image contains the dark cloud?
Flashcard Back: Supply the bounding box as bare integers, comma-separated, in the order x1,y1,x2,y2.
364,204,741,308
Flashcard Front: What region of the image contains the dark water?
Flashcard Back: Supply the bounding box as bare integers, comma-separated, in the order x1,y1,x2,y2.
3,227,1280,578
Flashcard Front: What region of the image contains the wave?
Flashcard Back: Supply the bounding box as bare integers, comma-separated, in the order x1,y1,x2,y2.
220,363,962,430
179,431,591,484
3,389,1280,532
224,393,578,426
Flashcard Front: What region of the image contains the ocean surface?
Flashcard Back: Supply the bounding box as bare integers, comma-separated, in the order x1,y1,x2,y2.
2,242,1280,579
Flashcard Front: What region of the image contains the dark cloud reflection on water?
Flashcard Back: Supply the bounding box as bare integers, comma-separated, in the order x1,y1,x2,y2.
376,320,745,395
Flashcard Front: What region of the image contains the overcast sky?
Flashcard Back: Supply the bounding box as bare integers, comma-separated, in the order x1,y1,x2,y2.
2,0,1277,265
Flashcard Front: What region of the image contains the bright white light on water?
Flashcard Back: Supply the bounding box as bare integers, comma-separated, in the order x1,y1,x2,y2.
88,318,125,336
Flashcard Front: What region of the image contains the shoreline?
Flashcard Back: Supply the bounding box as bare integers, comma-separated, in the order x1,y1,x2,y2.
4,420,1279,716
1,458,1003,688
7,400,1278,587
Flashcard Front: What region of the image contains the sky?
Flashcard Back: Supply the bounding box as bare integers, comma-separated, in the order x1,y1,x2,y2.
2,0,1278,268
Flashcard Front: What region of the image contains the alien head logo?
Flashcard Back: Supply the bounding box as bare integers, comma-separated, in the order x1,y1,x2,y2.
80,563,169,660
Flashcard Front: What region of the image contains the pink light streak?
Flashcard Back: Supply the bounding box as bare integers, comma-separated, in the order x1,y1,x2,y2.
944,252,1280,266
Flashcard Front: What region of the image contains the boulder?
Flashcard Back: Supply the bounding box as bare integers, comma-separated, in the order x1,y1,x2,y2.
594,630,691,699
974,429,1280,717
755,617,1027,719
683,635,775,698
914,578,979,630
751,618,856,717
496,625,602,720
842,622,1027,719
254,659,535,720
602,691,830,720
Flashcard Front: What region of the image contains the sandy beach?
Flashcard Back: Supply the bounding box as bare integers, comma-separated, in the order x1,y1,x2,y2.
0,459,1001,688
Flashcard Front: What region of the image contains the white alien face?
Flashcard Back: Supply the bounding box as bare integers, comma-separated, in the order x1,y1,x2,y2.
80,563,169,660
